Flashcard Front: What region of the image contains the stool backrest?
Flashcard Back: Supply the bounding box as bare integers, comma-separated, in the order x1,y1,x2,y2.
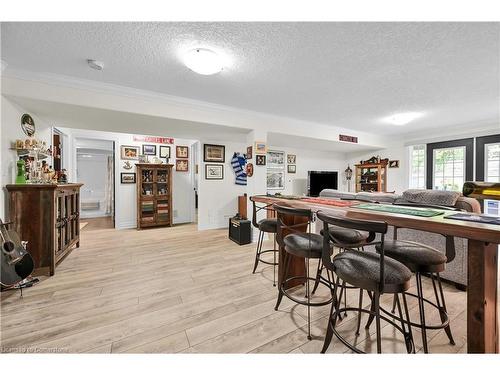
249,196,276,229
273,203,313,248
317,211,389,292
392,202,457,262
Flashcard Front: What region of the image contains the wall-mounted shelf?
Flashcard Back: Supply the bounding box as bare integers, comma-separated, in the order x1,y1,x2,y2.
10,148,51,160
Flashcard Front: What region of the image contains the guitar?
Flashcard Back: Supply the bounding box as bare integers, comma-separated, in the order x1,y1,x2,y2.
0,219,34,288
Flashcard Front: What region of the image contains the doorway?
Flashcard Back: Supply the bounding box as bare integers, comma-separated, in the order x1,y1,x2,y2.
75,138,115,228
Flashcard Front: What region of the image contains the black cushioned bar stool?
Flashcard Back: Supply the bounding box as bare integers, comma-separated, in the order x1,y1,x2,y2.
249,196,279,286
374,235,455,353
317,211,415,354
273,204,333,340
312,223,370,320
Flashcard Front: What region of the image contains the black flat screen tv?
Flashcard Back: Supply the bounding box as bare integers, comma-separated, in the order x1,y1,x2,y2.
307,171,338,197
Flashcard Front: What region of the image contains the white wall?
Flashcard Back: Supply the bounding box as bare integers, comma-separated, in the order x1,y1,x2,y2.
198,141,248,230
266,146,347,195
0,96,52,219
347,143,408,194
58,127,196,229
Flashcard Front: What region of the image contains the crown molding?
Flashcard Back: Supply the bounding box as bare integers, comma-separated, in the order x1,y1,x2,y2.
2,67,387,148
403,119,500,146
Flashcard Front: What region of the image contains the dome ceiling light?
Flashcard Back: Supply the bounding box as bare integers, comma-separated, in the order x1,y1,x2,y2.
383,112,424,126
183,48,224,75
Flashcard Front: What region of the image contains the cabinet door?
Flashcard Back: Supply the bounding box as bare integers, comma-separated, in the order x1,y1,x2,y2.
55,192,65,255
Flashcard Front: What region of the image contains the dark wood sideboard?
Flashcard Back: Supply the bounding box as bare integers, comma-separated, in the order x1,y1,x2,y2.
6,183,83,276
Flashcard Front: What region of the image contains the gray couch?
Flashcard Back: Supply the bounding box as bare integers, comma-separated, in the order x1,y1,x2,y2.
318,189,482,289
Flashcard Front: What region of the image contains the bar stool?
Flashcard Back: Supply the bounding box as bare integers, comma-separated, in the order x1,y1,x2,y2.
273,204,333,340
373,236,455,353
317,211,415,354
311,224,370,321
249,196,279,286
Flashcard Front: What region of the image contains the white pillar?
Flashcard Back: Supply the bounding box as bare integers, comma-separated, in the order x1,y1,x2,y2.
245,130,268,242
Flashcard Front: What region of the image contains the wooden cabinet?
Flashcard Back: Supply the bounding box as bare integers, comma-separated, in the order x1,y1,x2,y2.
6,183,83,276
136,164,173,229
355,162,388,193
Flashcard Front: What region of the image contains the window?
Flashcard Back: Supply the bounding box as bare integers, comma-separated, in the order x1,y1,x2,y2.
427,138,473,190
432,146,466,191
485,143,500,182
409,145,426,188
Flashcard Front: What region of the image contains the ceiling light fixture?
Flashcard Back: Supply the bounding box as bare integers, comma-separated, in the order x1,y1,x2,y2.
383,112,424,126
183,48,224,75
87,59,104,71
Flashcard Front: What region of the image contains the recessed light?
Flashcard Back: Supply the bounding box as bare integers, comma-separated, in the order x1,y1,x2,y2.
87,59,104,71
183,48,224,75
383,112,424,126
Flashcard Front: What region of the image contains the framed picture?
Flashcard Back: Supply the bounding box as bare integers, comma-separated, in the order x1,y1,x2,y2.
389,160,400,168
287,154,296,164
21,113,36,137
254,141,267,155
142,144,157,155
267,169,285,190
256,155,266,166
204,144,225,162
138,155,149,163
121,145,139,160
159,145,171,159
176,159,189,172
287,164,296,173
246,163,254,177
246,146,253,159
205,164,224,180
121,172,136,184
176,146,189,159
267,150,285,166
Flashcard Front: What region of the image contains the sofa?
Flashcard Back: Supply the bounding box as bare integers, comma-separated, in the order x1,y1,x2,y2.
317,189,482,289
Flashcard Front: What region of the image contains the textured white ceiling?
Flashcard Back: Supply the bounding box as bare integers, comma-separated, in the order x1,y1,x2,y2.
1,22,499,135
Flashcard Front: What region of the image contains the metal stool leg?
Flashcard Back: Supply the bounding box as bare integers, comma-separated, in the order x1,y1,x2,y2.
401,292,415,353
415,272,429,353
273,234,277,287
355,288,364,335
252,230,263,274
274,252,291,311
311,259,323,295
373,291,382,354
365,293,376,329
321,276,341,353
391,295,397,314
306,257,312,340
432,273,455,345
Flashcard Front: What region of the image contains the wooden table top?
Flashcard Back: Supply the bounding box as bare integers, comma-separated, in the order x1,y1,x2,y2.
252,195,500,244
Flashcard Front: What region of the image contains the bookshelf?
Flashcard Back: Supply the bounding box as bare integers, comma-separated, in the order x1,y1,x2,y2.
355,161,388,193
136,163,173,229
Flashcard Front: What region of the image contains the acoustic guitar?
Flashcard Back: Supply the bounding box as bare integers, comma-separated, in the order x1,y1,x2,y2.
0,219,34,288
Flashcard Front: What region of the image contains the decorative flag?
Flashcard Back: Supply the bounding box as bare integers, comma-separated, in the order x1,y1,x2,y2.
231,152,247,185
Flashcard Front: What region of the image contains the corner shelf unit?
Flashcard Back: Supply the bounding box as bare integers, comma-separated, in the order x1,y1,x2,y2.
136,163,173,229
355,162,388,193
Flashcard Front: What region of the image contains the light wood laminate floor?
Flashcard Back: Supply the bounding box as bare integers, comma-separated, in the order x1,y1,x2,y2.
1,223,468,353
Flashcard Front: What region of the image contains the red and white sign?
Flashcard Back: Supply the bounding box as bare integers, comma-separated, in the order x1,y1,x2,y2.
339,134,358,143
133,136,174,144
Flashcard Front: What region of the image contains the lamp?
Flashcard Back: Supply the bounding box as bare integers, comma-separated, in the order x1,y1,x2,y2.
345,165,353,192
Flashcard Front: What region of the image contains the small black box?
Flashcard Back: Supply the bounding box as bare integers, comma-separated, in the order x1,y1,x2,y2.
228,218,251,245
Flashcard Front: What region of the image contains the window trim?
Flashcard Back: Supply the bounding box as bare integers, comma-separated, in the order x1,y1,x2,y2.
475,134,500,181
426,138,474,190
408,144,426,189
